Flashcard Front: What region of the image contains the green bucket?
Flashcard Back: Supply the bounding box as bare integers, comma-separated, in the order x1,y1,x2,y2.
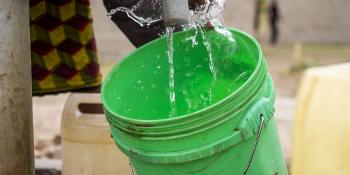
101,28,288,175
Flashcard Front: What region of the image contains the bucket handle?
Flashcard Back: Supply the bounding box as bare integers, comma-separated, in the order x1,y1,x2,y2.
243,114,265,175
129,161,136,175
237,97,274,174
237,97,274,140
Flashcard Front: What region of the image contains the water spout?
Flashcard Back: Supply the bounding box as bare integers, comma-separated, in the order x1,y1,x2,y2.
162,0,191,27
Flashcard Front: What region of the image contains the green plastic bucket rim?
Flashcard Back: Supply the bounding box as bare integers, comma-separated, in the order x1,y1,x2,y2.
101,28,263,124
106,72,271,139
116,129,245,164
113,96,276,164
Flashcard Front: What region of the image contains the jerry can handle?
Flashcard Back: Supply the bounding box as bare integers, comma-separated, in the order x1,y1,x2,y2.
62,93,105,125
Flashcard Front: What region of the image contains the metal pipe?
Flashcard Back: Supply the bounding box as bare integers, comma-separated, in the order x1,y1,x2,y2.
0,0,34,174
162,0,191,27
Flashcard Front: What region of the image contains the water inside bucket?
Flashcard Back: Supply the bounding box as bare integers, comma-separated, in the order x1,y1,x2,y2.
104,0,258,120
103,29,258,120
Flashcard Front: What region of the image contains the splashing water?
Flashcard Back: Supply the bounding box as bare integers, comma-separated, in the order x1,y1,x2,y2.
107,0,163,27
108,7,162,27
108,0,239,118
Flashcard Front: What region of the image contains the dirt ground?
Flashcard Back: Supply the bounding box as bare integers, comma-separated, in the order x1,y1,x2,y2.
33,1,350,170
264,44,350,97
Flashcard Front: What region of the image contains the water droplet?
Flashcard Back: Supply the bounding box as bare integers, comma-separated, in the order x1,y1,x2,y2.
185,72,194,77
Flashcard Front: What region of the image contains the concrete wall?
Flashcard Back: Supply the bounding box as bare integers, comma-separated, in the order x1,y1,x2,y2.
224,0,350,43
224,0,255,35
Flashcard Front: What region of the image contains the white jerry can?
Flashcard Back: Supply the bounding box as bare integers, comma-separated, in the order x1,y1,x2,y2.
292,63,350,175
62,93,132,175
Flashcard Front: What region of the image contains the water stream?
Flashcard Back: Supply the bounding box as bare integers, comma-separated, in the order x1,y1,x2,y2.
165,27,177,117
108,0,237,118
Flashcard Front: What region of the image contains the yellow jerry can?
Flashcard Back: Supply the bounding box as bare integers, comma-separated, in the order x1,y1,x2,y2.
292,63,350,175
62,93,132,175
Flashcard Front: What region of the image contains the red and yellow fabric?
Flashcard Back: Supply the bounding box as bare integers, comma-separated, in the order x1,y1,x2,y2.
30,0,101,95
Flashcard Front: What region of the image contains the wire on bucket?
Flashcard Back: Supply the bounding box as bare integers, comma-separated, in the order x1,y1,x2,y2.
129,160,136,175
243,114,265,175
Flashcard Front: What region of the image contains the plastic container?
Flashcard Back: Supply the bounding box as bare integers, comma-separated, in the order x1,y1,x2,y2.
102,28,288,175
61,93,132,175
292,63,350,175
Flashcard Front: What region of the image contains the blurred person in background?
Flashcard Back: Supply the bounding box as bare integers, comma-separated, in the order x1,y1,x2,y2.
268,0,280,45
253,0,269,42
253,0,263,38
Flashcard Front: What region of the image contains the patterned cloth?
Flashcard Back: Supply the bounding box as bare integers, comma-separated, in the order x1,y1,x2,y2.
30,0,101,95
